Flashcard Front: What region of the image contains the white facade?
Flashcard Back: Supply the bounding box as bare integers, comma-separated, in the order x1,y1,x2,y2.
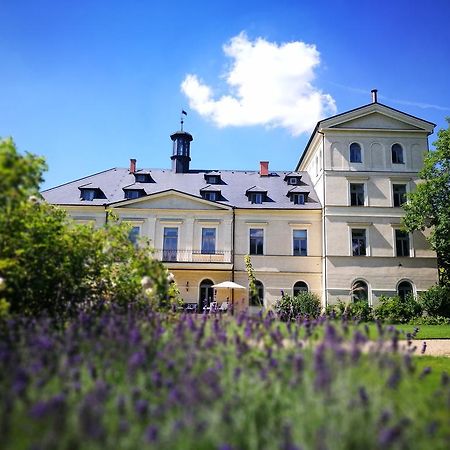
297,101,437,305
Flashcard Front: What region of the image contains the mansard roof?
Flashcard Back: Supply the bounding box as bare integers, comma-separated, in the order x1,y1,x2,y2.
42,167,321,210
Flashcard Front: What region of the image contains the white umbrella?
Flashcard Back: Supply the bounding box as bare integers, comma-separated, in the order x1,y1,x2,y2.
212,281,246,314
212,281,246,289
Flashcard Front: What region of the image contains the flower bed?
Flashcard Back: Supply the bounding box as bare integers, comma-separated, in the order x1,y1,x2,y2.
1,309,449,449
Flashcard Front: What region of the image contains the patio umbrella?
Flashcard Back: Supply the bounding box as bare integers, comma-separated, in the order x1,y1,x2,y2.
212,281,246,314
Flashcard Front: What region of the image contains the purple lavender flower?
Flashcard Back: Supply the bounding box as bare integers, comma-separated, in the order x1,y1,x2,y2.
419,366,431,379
145,424,159,443
134,398,149,418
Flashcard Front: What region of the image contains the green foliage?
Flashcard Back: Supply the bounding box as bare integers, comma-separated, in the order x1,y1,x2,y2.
374,295,422,324
409,315,450,325
403,119,450,285
244,254,258,305
326,299,373,322
0,138,172,316
418,284,450,318
275,292,321,320
0,137,46,209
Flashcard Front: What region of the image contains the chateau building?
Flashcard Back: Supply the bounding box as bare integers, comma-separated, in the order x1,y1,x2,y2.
42,92,438,310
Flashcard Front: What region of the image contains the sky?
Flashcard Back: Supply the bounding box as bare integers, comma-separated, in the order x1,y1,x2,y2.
1,0,450,190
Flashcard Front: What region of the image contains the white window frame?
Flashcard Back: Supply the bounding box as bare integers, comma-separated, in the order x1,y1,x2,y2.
348,181,367,207
200,226,218,254
292,229,308,256
162,226,179,261
391,225,414,257
348,225,371,257
351,278,372,306
389,177,411,208
248,226,266,255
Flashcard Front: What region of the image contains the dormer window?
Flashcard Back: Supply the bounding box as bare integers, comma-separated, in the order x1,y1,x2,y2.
204,172,221,184
251,193,263,204
203,191,218,201
292,193,305,205
124,189,145,200
287,187,309,204
284,173,302,185
79,186,105,201
80,189,96,201
246,186,267,204
134,172,153,183
200,185,221,201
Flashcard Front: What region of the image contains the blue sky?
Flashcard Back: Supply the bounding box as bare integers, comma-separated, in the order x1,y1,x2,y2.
1,0,450,190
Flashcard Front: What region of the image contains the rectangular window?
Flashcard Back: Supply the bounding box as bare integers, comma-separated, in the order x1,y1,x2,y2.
251,193,263,204
81,189,96,201
352,229,367,256
395,230,410,257
293,230,307,256
289,178,297,185
393,184,407,207
125,190,142,200
249,228,264,255
201,228,216,254
350,183,365,206
128,226,140,246
292,193,305,205
203,192,218,201
163,227,178,261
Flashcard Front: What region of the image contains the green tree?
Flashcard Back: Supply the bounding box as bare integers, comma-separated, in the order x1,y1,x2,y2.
403,119,450,285
0,138,173,316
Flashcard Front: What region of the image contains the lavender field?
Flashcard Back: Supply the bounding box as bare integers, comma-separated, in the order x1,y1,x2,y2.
1,309,449,450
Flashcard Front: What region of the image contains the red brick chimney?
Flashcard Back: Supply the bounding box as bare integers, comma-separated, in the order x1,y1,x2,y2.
130,158,137,173
260,161,269,176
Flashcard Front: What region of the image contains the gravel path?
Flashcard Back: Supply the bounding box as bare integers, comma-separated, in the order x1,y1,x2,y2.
409,339,450,357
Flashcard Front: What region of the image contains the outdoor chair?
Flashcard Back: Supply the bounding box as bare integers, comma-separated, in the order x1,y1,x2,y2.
204,301,218,313
218,301,229,313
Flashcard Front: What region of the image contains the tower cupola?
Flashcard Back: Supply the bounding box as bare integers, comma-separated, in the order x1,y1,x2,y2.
170,111,193,173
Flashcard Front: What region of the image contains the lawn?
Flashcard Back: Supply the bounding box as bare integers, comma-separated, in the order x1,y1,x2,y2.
1,310,449,450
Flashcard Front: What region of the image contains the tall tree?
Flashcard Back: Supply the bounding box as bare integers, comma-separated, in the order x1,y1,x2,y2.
403,119,450,285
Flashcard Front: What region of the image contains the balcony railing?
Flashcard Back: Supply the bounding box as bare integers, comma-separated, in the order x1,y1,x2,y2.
153,249,232,263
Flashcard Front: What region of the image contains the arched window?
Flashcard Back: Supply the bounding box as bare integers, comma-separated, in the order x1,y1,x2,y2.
349,143,362,163
391,143,404,164
199,279,214,310
398,280,413,300
249,280,264,307
351,280,368,302
293,281,309,296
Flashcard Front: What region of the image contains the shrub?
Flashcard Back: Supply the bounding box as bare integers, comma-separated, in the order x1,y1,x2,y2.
347,300,373,322
325,299,373,322
409,315,450,325
374,295,422,324
419,285,450,318
275,292,321,321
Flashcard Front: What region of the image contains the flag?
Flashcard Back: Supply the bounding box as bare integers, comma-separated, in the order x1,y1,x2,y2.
182,110,187,116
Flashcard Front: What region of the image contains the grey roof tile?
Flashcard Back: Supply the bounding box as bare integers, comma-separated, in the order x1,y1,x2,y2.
42,167,322,210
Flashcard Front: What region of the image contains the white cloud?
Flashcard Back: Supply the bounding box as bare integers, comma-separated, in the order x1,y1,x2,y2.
181,32,336,136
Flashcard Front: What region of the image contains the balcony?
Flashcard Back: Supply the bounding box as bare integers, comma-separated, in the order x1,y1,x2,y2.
153,249,232,264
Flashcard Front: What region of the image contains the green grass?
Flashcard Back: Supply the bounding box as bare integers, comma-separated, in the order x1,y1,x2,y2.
394,324,450,339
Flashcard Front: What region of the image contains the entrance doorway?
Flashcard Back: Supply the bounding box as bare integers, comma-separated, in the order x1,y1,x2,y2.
199,279,214,312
